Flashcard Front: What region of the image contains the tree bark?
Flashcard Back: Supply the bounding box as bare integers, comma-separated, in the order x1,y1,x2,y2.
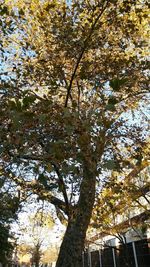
56,161,97,267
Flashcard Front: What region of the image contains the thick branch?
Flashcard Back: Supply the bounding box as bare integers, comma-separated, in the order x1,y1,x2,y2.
7,151,72,214
9,174,68,214
52,163,70,212
8,151,52,162
64,0,109,107
10,152,70,206
125,159,149,183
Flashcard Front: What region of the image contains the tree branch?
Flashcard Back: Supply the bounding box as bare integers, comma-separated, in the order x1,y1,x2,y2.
52,163,70,213
125,159,149,183
9,174,69,214
7,152,71,214
64,0,109,107
8,151,52,162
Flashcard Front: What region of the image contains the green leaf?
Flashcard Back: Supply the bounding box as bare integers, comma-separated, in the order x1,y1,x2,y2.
108,96,118,105
38,174,49,187
22,95,36,109
110,78,127,91
8,100,17,110
16,100,22,111
0,6,9,16
38,173,46,182
0,146,3,155
38,114,47,122
106,96,118,111
104,160,116,170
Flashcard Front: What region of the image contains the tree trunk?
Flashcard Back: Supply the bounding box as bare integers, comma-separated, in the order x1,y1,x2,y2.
56,161,97,267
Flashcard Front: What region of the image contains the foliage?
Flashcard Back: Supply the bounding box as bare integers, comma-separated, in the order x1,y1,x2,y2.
0,0,149,266
90,160,150,241
42,245,59,264
17,210,54,266
0,176,20,264
17,243,33,264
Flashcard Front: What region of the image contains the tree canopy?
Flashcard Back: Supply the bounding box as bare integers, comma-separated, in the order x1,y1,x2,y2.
0,1,149,266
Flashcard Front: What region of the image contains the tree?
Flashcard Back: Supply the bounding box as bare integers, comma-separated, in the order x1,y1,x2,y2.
42,245,59,265
0,175,20,264
91,156,150,235
89,160,150,266
17,210,54,267
0,1,149,266
17,243,32,265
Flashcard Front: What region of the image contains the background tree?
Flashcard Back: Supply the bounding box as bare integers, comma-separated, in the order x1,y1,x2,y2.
0,175,20,265
91,148,150,236
42,245,59,265
89,158,150,266
17,243,33,265
0,1,149,266
16,210,54,267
